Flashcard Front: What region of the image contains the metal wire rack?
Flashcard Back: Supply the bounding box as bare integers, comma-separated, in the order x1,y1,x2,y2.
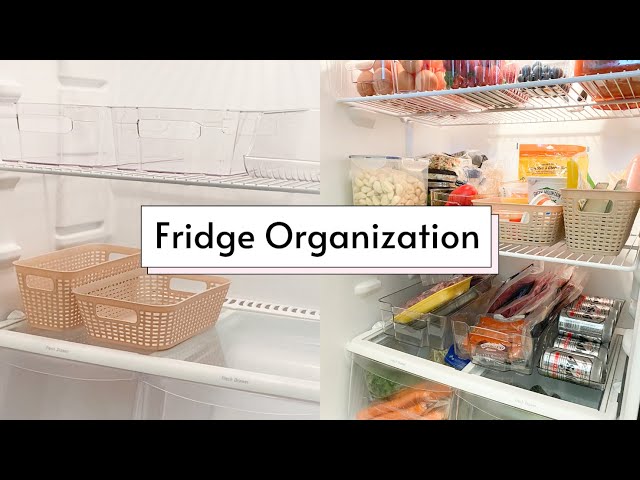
338,70,640,126
499,233,640,271
0,161,320,194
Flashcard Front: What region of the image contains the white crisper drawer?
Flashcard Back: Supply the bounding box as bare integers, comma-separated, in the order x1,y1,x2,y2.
347,325,626,420
349,353,545,420
0,347,137,420
135,376,318,420
136,309,320,420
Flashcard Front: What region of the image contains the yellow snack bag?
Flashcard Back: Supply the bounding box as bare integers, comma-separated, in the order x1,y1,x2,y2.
518,144,588,182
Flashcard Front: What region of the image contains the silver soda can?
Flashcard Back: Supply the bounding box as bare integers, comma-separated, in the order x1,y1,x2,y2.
570,301,612,316
558,308,615,343
574,295,616,308
552,333,608,363
540,348,605,387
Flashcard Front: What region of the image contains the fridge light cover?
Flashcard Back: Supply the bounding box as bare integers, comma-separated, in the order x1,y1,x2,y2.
141,206,498,274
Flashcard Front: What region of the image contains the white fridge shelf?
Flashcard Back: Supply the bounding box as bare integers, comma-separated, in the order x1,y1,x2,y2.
347,324,628,420
338,70,640,126
0,161,320,194
499,233,640,271
0,298,320,403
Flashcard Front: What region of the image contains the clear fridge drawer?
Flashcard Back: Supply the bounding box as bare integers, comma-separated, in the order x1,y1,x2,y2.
135,375,319,420
450,390,548,420
0,348,138,419
349,354,453,420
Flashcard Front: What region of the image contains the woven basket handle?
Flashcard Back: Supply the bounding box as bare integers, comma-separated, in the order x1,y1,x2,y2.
24,274,56,293
92,299,139,325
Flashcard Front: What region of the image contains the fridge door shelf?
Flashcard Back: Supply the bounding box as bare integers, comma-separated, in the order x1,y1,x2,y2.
347,323,627,420
498,232,640,272
336,68,640,126
0,298,320,404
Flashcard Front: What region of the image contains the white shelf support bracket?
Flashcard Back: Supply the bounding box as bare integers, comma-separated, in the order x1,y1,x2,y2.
345,106,377,129
402,118,414,157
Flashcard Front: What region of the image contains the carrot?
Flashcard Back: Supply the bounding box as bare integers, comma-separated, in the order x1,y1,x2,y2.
357,386,451,420
421,406,448,420
372,402,427,420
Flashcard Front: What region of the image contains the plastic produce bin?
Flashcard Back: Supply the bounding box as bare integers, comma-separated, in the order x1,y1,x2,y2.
349,354,452,420
0,348,137,419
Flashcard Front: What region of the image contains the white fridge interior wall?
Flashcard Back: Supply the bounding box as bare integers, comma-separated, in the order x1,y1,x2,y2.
0,60,321,320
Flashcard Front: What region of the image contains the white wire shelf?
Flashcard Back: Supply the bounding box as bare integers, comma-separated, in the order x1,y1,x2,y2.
338,70,640,126
499,233,640,271
0,161,320,194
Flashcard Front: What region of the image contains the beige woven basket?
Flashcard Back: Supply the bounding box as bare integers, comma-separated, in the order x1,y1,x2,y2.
73,269,230,352
14,244,141,330
473,197,564,246
562,188,640,256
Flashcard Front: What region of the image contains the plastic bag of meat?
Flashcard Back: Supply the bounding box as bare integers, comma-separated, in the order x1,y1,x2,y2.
493,265,575,318
487,263,543,314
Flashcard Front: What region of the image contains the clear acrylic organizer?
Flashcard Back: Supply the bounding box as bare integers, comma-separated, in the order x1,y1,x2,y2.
2,103,115,167
379,276,497,351
243,109,319,182
111,107,259,175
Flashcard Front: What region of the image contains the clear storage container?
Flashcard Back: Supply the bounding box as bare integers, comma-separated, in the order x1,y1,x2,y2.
349,155,428,206
349,354,453,420
244,109,320,182
514,60,573,97
0,347,137,419
453,313,537,375
346,60,397,97
379,275,497,351
4,103,115,167
112,107,260,175
393,60,447,93
574,60,640,108
444,60,512,89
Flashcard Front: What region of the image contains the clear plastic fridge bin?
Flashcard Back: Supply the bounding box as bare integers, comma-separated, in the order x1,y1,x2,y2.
346,60,396,97
450,390,549,420
112,107,260,175
453,313,537,375
349,354,453,420
379,276,497,351
244,109,320,182
574,60,640,108
0,347,138,419
350,155,428,206
3,103,115,167
393,60,447,93
445,60,513,89
514,60,574,98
